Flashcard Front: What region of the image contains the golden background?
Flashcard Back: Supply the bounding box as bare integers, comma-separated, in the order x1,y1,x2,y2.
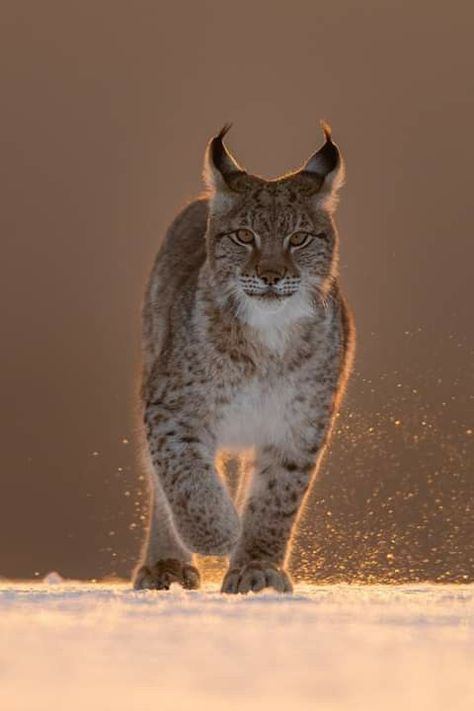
1,1,472,582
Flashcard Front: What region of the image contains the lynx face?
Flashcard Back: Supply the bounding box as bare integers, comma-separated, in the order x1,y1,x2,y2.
204,125,344,319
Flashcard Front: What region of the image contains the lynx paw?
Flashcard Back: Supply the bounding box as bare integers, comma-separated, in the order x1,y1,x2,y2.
221,561,293,594
133,559,200,591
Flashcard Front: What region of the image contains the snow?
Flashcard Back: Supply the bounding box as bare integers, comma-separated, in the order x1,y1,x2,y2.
0,582,472,711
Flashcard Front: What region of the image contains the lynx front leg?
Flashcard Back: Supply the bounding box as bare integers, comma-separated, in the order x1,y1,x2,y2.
222,445,319,594
145,402,241,557
133,473,200,590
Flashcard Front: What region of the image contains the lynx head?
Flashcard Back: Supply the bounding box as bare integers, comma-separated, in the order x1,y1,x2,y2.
203,123,344,324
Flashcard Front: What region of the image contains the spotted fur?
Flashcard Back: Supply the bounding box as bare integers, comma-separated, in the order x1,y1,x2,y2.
133,125,355,593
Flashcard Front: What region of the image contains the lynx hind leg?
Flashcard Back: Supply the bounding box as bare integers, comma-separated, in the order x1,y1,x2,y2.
133,472,201,591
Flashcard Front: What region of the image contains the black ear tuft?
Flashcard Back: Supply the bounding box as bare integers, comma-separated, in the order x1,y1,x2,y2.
217,123,233,141
320,120,333,143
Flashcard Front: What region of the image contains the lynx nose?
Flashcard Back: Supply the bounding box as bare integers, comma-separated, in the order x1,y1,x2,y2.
256,264,287,285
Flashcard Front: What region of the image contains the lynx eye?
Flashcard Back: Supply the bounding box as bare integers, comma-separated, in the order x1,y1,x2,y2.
232,229,255,246
289,231,313,248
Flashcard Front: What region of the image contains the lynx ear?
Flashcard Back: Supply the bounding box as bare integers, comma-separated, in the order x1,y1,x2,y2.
203,125,248,210
301,121,345,212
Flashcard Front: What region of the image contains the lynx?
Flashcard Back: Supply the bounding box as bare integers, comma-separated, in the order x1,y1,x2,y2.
133,123,354,594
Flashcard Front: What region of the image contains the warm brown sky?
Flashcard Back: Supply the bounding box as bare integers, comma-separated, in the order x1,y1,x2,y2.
1,1,472,581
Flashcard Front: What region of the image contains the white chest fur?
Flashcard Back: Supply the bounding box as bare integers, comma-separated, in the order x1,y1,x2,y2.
216,376,299,450
213,297,334,451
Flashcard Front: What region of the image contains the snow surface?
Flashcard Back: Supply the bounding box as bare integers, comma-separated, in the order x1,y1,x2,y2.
0,581,473,711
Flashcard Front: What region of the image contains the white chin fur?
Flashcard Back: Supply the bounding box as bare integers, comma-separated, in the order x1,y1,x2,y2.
237,290,314,352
